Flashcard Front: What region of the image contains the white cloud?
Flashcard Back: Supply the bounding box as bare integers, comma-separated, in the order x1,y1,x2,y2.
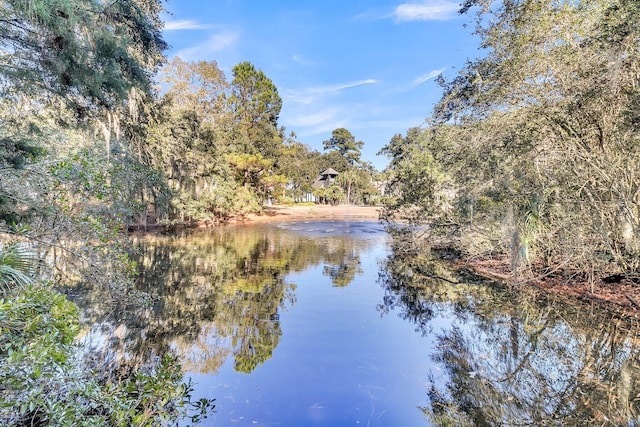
331,79,379,91
285,79,379,104
291,54,316,66
173,30,239,61
164,20,212,31
411,67,446,86
393,1,460,21
294,118,350,138
286,108,341,128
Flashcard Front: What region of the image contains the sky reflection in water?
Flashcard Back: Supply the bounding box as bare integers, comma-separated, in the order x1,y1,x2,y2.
68,220,640,426
186,221,438,426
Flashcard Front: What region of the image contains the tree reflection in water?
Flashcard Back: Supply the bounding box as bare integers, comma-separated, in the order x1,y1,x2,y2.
64,222,377,376
379,240,640,426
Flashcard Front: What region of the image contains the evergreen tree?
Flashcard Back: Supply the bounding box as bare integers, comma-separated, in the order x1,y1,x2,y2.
229,61,283,159
323,127,363,167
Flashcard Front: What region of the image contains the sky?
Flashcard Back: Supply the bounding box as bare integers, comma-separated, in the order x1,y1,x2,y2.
160,1,482,171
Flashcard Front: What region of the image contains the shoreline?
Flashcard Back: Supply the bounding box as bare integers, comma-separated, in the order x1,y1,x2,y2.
226,204,382,224
135,205,640,320
455,255,640,321
246,206,640,319
232,207,640,319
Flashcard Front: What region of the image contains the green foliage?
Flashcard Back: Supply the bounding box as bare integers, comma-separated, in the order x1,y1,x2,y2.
380,127,454,225
319,128,379,205
226,153,272,187
148,58,308,219
147,60,380,216
101,354,213,426
336,168,370,205
0,0,171,227
0,286,78,425
278,136,329,202
0,1,219,425
0,0,166,109
323,128,363,167
0,283,213,426
231,186,262,215
0,243,36,293
385,0,640,281
0,137,45,170
146,59,235,222
229,61,283,159
0,232,204,425
313,183,344,206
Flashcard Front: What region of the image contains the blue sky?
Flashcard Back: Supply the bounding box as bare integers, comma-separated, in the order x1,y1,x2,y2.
160,1,481,171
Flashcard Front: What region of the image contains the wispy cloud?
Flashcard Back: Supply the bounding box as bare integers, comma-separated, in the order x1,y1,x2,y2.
411,67,446,86
291,54,316,66
164,20,212,31
286,108,342,128
331,79,379,91
393,1,460,21
287,114,350,138
286,79,379,104
173,30,240,61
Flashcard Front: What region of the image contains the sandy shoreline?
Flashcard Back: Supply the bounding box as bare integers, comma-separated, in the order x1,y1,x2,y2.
231,204,382,223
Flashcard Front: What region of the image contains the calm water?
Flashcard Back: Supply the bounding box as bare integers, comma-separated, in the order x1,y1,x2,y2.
66,220,640,426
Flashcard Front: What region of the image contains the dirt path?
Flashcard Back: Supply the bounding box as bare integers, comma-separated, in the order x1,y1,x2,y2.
232,204,382,223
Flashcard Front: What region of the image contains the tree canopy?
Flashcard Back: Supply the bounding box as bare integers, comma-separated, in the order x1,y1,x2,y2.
0,0,166,109
0,1,217,424
229,61,283,158
323,127,363,167
383,0,640,282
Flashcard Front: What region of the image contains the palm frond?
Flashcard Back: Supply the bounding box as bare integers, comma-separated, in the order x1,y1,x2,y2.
0,244,36,292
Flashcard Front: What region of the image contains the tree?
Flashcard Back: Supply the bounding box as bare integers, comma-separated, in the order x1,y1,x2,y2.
337,169,367,205
323,128,363,167
453,0,640,274
0,0,170,281
159,57,229,123
229,61,283,159
379,127,454,226
226,153,271,188
0,278,212,425
320,149,351,174
146,58,235,221
0,1,216,423
313,183,344,206
387,0,640,280
0,0,167,222
279,135,325,202
0,0,166,110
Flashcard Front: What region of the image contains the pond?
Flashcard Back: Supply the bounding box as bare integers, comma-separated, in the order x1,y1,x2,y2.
65,220,640,426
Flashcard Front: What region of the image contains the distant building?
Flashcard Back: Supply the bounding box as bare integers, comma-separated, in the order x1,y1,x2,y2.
312,168,339,189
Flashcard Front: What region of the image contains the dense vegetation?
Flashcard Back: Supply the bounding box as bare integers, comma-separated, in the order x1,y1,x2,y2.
0,0,383,423
381,0,640,287
0,1,220,424
0,0,313,425
4,0,636,423
141,59,382,224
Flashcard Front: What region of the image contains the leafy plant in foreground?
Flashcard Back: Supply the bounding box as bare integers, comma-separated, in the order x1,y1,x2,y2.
0,282,214,426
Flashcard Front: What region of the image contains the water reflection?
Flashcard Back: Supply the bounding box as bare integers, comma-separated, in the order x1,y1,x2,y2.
60,220,640,425
379,243,640,426
64,221,384,376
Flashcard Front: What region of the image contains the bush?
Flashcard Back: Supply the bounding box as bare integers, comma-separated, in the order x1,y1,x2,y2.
0,284,213,426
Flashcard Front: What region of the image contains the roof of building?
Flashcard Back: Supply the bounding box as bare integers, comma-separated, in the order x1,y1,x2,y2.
320,168,339,176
